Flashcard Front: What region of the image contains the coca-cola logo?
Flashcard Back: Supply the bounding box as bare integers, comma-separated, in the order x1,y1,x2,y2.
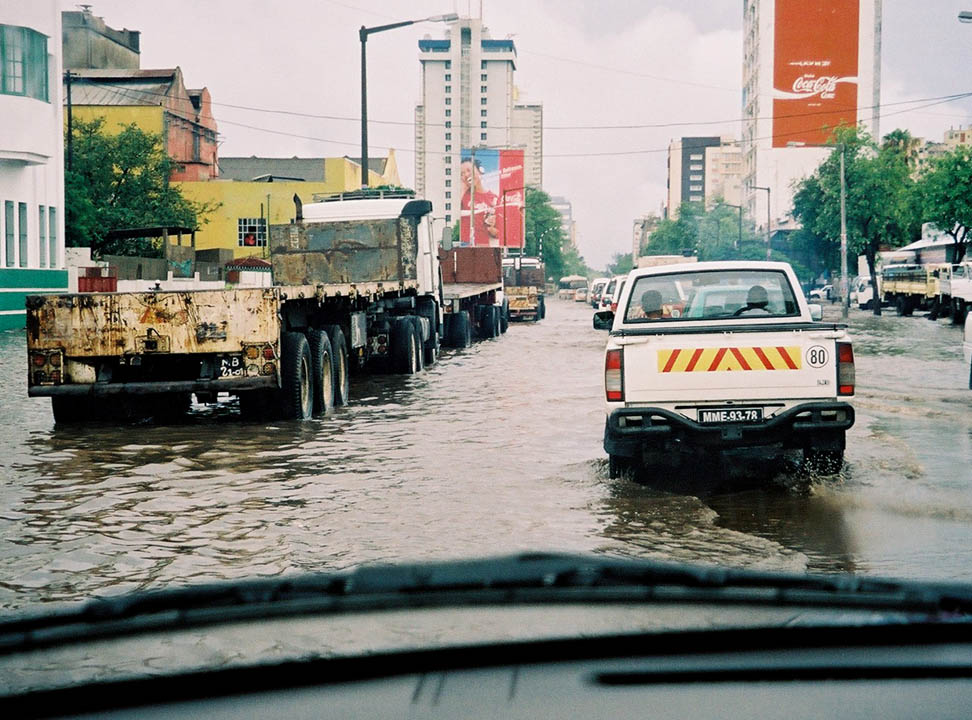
774,74,857,101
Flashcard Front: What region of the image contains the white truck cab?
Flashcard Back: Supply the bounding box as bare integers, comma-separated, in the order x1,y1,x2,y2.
597,261,855,478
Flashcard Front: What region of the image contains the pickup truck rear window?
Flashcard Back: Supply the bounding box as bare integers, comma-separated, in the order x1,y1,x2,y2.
623,269,800,323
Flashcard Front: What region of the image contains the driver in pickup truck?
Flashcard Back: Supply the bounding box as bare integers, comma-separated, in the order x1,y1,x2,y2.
640,289,664,320
738,284,772,315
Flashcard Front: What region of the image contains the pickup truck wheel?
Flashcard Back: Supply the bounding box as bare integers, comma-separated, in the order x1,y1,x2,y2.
325,325,350,406
608,454,632,479
307,329,334,416
391,318,419,374
803,448,844,475
279,331,313,420
895,296,907,316
51,396,86,424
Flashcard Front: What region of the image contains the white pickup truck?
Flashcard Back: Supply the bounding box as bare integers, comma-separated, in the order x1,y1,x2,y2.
595,261,856,478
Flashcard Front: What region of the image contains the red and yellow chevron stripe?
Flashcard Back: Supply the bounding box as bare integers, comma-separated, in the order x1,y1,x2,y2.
657,346,802,373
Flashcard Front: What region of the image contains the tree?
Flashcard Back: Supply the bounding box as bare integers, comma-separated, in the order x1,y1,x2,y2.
605,252,632,275
791,126,918,314
65,118,215,256
918,145,972,263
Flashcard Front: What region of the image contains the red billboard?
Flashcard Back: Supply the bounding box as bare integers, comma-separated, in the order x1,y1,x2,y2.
459,148,525,247
772,0,860,148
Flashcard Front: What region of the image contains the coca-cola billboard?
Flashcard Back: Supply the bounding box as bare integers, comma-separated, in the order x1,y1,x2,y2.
772,0,860,148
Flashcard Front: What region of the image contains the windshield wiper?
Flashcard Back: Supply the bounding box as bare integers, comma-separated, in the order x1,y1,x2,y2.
3,552,971,655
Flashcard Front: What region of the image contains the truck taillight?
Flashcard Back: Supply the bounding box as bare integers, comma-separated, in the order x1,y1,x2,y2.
605,348,624,402
837,342,855,395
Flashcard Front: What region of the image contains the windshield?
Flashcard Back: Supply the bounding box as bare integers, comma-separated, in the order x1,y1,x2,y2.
3,0,972,705
624,269,799,322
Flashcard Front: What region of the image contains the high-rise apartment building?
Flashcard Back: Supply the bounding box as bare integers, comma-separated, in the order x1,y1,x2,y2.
665,136,720,217
741,0,881,232
415,18,542,235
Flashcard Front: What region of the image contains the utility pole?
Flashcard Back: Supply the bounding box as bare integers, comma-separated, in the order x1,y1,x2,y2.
65,70,73,172
753,186,771,260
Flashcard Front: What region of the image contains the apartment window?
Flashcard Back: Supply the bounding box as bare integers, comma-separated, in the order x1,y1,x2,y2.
445,203,451,211
445,214,452,223
445,121,451,128
445,144,451,152
689,153,703,160
445,132,451,140
445,74,451,81
480,133,487,141
444,86,451,94
1,25,48,100
481,60,486,69
480,97,487,105
3,201,12,266
445,97,451,105
444,155,451,164
689,164,703,171
480,121,487,129
689,195,703,202
48,206,56,267
445,179,451,187
445,60,451,69
18,202,27,267
480,109,487,117
481,73,487,81
690,174,703,181
689,185,703,192
237,218,267,247
445,167,451,175
445,109,451,117
481,85,487,93
445,191,451,199
38,205,46,268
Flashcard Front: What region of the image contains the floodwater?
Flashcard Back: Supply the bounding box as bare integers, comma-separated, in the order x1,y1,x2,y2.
0,298,970,611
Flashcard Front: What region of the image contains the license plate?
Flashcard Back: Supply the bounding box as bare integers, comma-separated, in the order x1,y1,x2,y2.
698,407,763,424
218,354,244,378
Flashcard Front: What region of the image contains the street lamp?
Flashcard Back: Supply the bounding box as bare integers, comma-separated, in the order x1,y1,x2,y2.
959,10,972,22
359,13,458,189
752,186,772,260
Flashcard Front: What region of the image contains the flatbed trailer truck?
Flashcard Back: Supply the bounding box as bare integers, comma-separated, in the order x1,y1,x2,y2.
26,191,462,423
440,246,507,343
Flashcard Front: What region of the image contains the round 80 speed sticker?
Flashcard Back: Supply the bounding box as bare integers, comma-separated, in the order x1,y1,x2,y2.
806,345,829,368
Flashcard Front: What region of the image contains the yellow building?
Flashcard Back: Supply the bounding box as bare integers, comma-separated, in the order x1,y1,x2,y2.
178,153,401,258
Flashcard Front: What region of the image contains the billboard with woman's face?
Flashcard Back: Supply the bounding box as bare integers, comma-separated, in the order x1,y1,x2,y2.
459,148,524,247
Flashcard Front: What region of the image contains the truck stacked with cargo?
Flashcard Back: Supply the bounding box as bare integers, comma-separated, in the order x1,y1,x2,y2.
25,190,503,424
501,257,545,322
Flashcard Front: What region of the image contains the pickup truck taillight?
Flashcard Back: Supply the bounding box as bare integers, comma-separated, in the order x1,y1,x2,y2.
605,348,624,402
837,342,855,395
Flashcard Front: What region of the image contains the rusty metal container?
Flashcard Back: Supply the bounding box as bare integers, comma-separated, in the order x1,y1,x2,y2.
439,247,502,285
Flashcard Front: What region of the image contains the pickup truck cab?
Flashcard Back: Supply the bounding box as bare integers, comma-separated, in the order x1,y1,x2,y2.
597,261,855,478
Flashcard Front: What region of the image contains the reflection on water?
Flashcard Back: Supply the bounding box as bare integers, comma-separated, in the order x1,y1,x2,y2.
1,302,972,611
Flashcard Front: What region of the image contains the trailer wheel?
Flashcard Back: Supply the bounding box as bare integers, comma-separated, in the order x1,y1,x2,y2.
408,316,426,371
239,390,270,421
153,392,191,422
325,325,350,406
500,300,509,333
538,295,546,320
279,331,313,420
449,310,472,348
391,317,419,374
307,329,334,416
479,306,498,339
895,296,907,316
51,396,86,424
955,301,969,326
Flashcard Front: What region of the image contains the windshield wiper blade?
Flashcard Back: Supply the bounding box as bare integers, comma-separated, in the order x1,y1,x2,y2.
3,552,971,655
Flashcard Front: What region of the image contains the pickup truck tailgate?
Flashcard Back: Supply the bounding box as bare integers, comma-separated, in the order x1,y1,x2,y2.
620,328,841,403
26,288,281,357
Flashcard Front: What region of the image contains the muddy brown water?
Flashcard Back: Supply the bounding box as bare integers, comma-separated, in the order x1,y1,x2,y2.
1,299,971,611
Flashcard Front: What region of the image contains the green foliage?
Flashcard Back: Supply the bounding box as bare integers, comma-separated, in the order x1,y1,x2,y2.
65,118,216,256
918,145,972,262
605,252,632,275
523,187,589,279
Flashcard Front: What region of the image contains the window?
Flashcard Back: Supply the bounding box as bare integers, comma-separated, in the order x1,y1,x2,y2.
445,144,452,152
445,109,451,117
3,201,12,266
445,121,451,128
481,73,487,81
445,86,451,94
1,25,48,100
480,97,487,105
445,203,451,211
480,109,487,117
445,214,451,222
38,205,46,268
445,132,451,140
237,218,267,247
481,60,487,69
480,133,487,141
690,174,703,181
481,121,487,128
445,180,451,187
689,184,702,192
689,164,703,171
18,202,27,267
48,206,56,267
445,60,451,69
445,191,451,199
689,153,703,160
689,194,703,202
481,85,487,93
445,167,451,175
445,74,451,81
445,97,451,105
444,155,451,164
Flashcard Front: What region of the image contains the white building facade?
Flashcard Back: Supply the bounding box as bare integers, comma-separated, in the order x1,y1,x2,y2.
415,18,517,233
0,0,66,330
511,102,543,188
741,0,881,234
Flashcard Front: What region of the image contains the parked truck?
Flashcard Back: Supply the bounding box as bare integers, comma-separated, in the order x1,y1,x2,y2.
440,245,507,343
501,256,546,322
26,190,500,424
880,263,946,316
936,262,972,324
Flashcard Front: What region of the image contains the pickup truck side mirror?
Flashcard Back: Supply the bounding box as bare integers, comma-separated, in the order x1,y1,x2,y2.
593,310,614,330
808,303,823,321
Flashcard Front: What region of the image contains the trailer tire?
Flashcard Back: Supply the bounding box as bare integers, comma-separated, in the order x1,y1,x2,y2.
153,392,192,422
479,306,497,339
538,295,546,320
279,331,313,420
239,390,271,421
895,296,907,316
51,396,86,424
324,325,350,406
955,301,969,326
307,329,335,417
391,317,420,374
500,300,509,333
409,316,425,371
450,310,472,348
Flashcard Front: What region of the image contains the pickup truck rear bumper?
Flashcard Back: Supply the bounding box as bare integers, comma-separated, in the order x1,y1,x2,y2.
604,401,855,457
28,376,278,397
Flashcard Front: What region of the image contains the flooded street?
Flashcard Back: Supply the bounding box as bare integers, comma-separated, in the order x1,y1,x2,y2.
1,299,971,611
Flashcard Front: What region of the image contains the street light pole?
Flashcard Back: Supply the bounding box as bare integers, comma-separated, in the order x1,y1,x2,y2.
753,186,771,260
359,13,458,189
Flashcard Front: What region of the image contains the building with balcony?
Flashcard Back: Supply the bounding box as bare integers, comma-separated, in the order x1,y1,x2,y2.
0,1,68,329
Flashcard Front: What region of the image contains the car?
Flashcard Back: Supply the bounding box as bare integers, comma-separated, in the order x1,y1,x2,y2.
809,284,833,301
589,277,610,308
574,286,588,302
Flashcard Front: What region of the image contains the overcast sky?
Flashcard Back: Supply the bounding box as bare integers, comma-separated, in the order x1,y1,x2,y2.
61,1,972,270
